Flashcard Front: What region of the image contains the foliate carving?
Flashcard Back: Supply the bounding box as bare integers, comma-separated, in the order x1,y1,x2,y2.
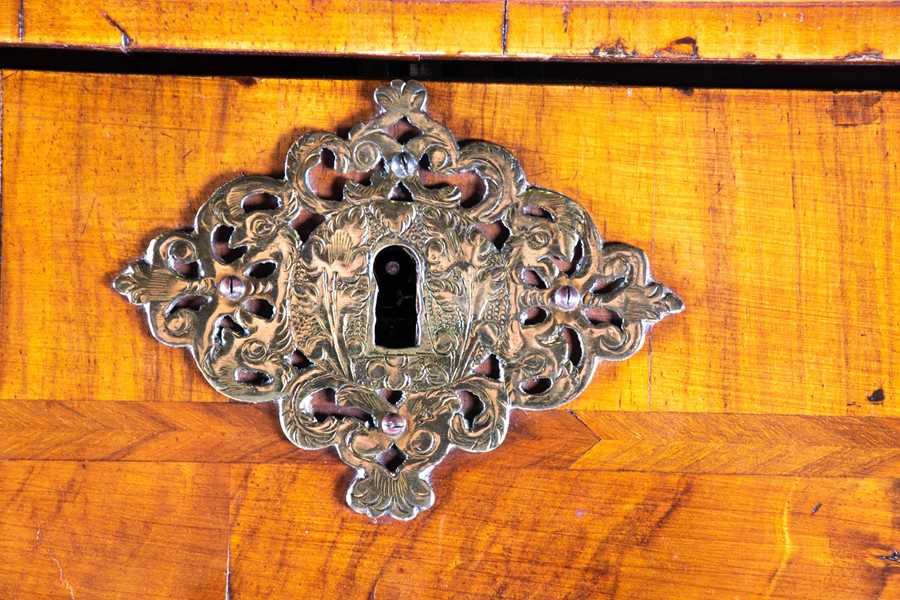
115,80,682,520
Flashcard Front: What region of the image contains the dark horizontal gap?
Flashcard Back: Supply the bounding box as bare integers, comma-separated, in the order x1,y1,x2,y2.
0,46,898,90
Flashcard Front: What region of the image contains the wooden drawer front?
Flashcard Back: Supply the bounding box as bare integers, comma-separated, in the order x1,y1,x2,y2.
0,73,897,598
2,1,899,62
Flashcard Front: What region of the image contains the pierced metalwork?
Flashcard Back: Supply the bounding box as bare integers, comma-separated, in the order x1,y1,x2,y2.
115,80,683,520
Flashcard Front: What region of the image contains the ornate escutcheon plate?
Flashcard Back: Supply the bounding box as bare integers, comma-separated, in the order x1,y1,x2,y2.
115,80,683,520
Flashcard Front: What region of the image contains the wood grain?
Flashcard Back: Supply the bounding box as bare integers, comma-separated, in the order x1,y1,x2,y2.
228,465,898,599
2,0,899,62
0,1,17,43
0,461,229,599
2,73,897,416
1,72,898,598
6,0,505,56
0,400,896,477
509,0,900,62
0,401,599,466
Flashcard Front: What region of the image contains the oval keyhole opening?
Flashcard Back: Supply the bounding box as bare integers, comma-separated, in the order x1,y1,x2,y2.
374,245,419,349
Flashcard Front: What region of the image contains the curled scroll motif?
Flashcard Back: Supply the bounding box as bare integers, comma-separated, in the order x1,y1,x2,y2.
115,176,299,403
115,80,682,520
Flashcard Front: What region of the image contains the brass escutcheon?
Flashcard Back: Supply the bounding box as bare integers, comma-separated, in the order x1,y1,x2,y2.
115,80,683,520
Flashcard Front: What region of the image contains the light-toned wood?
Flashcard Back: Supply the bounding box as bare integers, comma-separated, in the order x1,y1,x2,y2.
8,0,505,56
0,461,229,599
1,72,898,598
2,0,899,62
509,0,900,62
0,2,18,43
2,73,897,416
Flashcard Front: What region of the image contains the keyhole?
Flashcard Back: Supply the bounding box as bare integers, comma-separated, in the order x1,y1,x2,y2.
374,245,419,349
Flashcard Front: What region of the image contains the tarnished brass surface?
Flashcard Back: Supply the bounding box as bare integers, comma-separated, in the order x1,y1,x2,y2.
115,80,682,520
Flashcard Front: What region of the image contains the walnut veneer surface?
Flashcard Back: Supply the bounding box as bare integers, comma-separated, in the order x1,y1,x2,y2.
0,73,897,598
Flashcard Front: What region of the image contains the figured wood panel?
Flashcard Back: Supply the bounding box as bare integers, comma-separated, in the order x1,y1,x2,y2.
7,0,505,56
0,461,229,599
228,465,898,599
2,73,897,416
1,72,898,598
509,0,900,62
2,0,899,62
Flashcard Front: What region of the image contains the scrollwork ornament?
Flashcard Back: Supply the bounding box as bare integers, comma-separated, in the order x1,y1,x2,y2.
115,80,683,520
